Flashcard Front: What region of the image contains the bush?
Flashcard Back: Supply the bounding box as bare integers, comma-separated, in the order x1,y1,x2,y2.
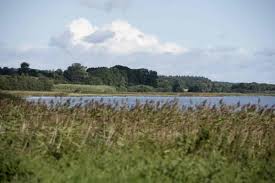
0,75,53,91
128,85,155,92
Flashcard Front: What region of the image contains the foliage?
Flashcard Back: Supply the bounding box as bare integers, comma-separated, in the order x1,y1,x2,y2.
0,99,274,182
87,65,158,87
128,85,155,92
1,62,275,93
64,63,88,83
0,75,53,91
231,82,275,93
158,76,275,93
87,67,127,87
18,62,30,75
158,76,213,92
172,80,183,92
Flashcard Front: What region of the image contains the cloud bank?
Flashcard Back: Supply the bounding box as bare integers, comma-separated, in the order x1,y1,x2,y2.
50,18,186,55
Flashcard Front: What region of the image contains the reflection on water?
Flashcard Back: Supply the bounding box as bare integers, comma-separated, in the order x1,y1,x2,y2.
26,96,275,108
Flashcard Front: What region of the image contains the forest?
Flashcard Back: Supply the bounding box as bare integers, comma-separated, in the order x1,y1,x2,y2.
0,62,275,93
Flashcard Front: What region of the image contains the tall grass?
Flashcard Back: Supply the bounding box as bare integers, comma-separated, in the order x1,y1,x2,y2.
0,91,22,101
53,84,117,94
0,98,274,182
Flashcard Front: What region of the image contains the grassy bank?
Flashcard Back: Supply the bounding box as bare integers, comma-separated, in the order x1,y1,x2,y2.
0,96,274,182
2,90,275,97
53,84,117,94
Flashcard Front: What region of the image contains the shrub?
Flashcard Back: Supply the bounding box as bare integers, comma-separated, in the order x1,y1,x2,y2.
0,75,53,91
128,85,155,92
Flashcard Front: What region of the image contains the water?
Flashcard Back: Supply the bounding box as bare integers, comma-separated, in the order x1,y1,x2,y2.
26,96,275,108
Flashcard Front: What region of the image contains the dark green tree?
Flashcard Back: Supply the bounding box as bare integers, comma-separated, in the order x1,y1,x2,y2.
172,80,182,92
64,63,88,83
19,62,30,75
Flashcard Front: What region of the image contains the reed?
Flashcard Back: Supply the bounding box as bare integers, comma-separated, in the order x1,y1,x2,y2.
0,97,274,182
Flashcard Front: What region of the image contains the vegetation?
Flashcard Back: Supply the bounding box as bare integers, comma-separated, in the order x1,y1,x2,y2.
53,84,117,94
3,90,275,98
0,91,22,101
128,85,155,92
0,95,274,182
1,62,275,93
0,75,53,91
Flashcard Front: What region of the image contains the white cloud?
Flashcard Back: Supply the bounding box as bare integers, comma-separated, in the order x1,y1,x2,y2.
50,18,187,55
69,18,96,41
84,30,115,43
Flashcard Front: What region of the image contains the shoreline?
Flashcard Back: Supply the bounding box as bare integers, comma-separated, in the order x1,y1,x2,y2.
2,90,275,97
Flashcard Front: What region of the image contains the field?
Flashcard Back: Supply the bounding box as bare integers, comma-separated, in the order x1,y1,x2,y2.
53,84,117,94
0,93,275,182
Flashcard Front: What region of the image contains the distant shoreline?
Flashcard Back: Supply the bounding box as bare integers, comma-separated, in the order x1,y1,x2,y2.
3,90,275,97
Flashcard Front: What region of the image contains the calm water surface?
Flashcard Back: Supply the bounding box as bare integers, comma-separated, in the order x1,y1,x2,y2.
26,96,275,108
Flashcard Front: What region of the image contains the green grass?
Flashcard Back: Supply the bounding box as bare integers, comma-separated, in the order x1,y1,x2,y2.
0,98,274,182
2,89,275,97
1,90,69,97
0,91,22,101
53,84,117,94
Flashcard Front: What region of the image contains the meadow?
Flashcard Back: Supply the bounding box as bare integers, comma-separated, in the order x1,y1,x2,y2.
0,94,275,182
53,84,117,94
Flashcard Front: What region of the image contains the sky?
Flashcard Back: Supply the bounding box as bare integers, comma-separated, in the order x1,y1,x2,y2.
0,0,274,83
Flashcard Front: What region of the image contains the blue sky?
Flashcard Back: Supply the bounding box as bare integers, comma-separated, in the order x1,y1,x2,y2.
0,0,274,83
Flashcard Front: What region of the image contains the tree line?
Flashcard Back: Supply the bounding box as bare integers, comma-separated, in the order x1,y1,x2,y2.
0,62,275,93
